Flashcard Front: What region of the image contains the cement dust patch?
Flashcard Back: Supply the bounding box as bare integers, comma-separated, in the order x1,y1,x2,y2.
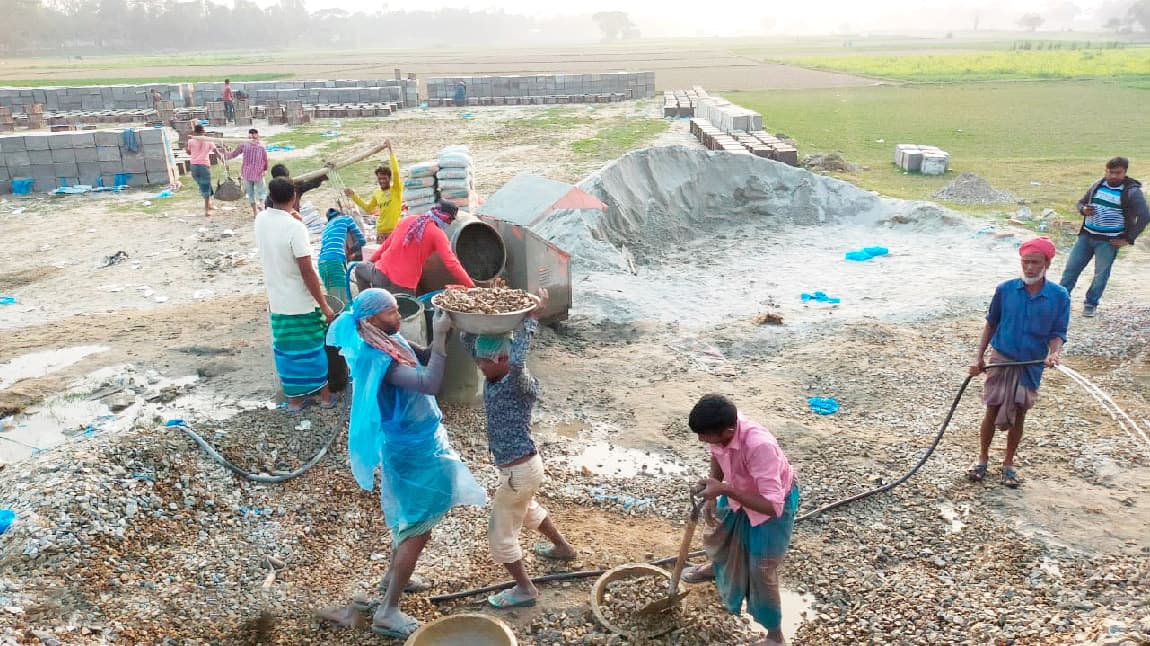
0,346,108,390
569,441,688,478
528,146,1030,325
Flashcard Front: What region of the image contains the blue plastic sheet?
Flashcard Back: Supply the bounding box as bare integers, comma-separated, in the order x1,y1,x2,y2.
264,144,296,152
845,246,889,261
0,296,15,305
801,291,841,305
0,509,14,535
328,294,485,545
808,397,840,415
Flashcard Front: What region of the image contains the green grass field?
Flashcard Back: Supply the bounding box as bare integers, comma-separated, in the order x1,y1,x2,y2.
731,80,1150,221
779,48,1150,83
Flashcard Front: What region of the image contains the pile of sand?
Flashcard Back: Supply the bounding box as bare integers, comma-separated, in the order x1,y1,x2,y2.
933,172,1018,205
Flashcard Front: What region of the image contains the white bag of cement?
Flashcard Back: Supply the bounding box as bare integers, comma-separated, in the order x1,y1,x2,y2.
403,177,435,189
407,162,439,178
439,187,470,199
437,153,473,169
437,179,471,191
406,194,436,206
444,196,469,208
300,204,325,234
406,187,436,201
436,168,470,181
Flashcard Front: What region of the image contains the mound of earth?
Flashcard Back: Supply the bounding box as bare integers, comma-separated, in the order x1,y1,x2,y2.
933,172,1019,205
803,152,857,173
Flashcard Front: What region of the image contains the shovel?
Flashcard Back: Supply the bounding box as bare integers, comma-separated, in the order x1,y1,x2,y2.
635,487,705,616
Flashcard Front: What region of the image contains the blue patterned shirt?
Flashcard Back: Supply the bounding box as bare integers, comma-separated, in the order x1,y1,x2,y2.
461,319,539,467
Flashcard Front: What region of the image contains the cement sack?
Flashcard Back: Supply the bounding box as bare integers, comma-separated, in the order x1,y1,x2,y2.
404,177,436,189
441,144,470,155
444,196,470,208
436,168,471,181
437,179,471,191
406,195,436,206
437,152,473,169
407,162,439,178
406,187,436,201
440,187,470,200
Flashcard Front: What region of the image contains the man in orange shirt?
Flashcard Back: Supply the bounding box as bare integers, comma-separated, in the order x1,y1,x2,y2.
353,200,475,294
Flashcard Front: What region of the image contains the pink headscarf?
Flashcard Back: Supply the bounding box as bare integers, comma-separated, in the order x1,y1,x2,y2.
1019,236,1056,260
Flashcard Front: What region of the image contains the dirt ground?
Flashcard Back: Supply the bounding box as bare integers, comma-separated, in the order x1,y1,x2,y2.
0,44,877,92
2,102,1150,645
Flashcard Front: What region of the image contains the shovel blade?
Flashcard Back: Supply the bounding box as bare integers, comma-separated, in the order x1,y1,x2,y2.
634,590,690,617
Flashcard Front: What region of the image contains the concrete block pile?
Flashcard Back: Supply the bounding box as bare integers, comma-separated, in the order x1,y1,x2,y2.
696,94,763,133
663,87,705,118
424,72,656,106
0,107,13,133
193,80,418,109
894,144,950,175
0,127,176,194
0,84,181,112
690,119,798,166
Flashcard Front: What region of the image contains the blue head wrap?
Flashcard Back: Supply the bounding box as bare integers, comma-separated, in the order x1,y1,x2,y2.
351,288,397,322
473,334,512,359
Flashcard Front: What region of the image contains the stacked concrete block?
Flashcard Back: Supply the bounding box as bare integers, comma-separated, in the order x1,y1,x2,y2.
193,79,417,109
425,72,656,103
205,101,227,127
234,99,252,126
697,95,762,134
0,127,176,193
895,144,949,175
0,84,180,112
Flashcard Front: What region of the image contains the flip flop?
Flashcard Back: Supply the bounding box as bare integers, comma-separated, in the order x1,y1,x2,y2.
1001,466,1021,489
681,564,714,584
319,393,341,410
533,543,577,562
488,589,538,609
967,463,988,483
369,614,419,639
278,401,310,413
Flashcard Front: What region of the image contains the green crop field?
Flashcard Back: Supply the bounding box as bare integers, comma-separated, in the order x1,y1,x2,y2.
779,48,1150,83
731,80,1150,222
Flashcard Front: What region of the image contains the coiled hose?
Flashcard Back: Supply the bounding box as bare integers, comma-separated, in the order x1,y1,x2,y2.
429,359,1046,603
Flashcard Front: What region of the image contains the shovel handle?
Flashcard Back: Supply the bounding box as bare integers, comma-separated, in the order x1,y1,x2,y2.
667,496,702,593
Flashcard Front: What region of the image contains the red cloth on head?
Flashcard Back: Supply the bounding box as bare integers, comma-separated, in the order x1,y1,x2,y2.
1019,236,1056,260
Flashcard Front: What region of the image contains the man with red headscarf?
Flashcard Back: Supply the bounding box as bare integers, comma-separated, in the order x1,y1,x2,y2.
967,237,1069,488
353,200,476,294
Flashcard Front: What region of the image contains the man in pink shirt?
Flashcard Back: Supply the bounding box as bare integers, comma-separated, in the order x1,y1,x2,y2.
683,394,800,646
225,128,269,217
186,124,217,216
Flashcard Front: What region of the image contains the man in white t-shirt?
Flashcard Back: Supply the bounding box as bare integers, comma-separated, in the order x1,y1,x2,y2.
254,177,337,412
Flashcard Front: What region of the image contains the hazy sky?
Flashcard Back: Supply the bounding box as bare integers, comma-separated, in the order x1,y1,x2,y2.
291,0,1116,36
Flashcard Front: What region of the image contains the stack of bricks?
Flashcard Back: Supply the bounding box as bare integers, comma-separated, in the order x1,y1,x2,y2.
894,144,950,175
0,107,13,133
696,94,762,133
154,101,175,126
26,105,46,129
313,103,395,118
689,119,798,166
284,100,308,126
425,72,656,106
0,84,182,112
171,120,195,147
264,101,286,125
0,127,177,193
194,80,418,109
233,99,252,126
663,87,705,118
205,101,227,127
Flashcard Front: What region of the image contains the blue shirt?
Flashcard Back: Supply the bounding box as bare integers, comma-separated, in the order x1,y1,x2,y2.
986,278,1070,390
461,319,539,467
318,215,366,262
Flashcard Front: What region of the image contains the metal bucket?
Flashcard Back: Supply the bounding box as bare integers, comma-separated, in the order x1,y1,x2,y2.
396,294,426,347
419,213,507,292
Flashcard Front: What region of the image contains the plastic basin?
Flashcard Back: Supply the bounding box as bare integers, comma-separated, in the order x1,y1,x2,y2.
405,613,517,646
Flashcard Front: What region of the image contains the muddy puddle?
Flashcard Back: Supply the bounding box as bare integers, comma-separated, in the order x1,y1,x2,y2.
0,345,108,390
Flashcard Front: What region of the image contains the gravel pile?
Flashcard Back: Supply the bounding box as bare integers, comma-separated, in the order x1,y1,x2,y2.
933,172,1019,205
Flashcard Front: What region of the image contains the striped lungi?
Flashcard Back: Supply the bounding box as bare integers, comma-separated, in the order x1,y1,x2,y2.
269,309,328,397
317,259,350,307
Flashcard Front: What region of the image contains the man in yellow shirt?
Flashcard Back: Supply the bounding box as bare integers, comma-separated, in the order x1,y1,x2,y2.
345,140,403,243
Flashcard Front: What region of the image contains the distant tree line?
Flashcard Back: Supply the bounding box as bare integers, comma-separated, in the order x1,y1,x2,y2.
3,0,612,54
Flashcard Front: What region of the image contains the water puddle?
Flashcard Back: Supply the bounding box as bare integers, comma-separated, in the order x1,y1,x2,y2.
0,346,108,390
939,501,968,533
746,587,815,642
0,395,127,463
569,442,687,478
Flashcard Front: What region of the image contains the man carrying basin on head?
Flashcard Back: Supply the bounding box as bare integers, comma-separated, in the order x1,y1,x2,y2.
320,288,487,639
353,199,475,295
968,236,1069,488
680,394,799,646
459,288,579,610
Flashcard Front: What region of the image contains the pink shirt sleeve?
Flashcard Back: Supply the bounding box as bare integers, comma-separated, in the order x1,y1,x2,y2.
744,442,789,518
